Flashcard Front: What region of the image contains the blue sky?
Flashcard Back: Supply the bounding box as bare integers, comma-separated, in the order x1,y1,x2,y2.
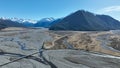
0,0,120,20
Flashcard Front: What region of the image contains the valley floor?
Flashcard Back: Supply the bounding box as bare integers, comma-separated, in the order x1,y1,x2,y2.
0,27,120,68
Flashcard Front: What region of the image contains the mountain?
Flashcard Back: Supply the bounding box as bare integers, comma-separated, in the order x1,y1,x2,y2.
10,18,36,27
0,18,25,29
0,17,36,27
96,15,120,29
21,22,34,27
49,18,63,26
9,17,37,24
49,10,120,31
34,18,55,28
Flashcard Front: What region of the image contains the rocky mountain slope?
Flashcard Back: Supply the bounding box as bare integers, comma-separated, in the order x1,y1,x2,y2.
0,19,25,29
34,18,55,28
49,10,120,31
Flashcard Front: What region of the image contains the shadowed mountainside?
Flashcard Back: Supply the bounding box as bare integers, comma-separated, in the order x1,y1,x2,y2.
49,10,120,31
0,19,25,29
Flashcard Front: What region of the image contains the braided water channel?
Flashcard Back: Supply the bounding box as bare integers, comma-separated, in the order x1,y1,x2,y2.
0,37,57,68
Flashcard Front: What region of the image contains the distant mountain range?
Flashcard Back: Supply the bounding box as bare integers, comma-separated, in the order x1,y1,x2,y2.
34,17,55,28
1,10,120,31
1,17,37,23
0,18,25,29
49,10,120,31
0,17,58,28
0,17,36,27
11,18,36,27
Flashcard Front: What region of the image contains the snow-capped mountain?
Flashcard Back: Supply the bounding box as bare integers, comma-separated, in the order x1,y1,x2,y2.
0,17,37,23
11,18,37,23
0,17,25,29
0,17,37,27
34,17,55,28
0,17,60,28
39,17,55,22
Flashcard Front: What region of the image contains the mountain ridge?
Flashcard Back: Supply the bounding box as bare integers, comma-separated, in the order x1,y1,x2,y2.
0,19,25,29
49,10,120,31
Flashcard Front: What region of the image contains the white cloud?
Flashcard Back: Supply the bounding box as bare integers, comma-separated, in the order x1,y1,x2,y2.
97,6,120,13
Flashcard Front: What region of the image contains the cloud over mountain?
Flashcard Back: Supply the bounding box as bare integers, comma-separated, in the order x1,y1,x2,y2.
97,6,120,13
